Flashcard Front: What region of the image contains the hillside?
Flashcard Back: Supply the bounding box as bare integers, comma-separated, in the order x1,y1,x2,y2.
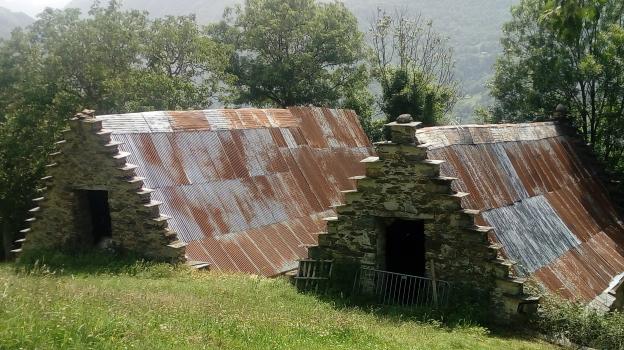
0,263,555,349
0,7,33,39
66,0,518,121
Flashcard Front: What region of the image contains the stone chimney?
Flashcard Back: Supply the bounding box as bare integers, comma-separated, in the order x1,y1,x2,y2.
385,114,423,144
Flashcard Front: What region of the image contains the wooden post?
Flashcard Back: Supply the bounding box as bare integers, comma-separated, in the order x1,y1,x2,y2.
430,259,439,307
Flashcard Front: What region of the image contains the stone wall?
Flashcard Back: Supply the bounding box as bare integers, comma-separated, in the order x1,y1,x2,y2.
17,111,183,261
310,119,538,319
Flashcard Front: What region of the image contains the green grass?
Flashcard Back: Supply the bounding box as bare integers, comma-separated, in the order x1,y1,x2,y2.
0,263,557,350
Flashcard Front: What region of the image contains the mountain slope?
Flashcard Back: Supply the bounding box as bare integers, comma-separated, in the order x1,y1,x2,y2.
66,0,518,120
0,7,33,38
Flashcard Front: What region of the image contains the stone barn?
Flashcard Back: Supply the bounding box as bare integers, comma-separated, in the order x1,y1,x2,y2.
311,118,624,316
15,107,624,317
15,107,373,275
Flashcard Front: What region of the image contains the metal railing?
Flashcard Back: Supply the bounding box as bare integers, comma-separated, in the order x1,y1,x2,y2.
355,267,451,307
294,259,333,293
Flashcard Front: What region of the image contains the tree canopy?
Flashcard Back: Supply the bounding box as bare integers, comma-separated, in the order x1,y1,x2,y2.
369,9,459,127
208,0,370,109
0,2,231,259
488,0,624,173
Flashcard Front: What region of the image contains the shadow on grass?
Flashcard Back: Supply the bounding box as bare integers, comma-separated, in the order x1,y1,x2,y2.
308,290,543,344
11,252,544,345
13,249,174,276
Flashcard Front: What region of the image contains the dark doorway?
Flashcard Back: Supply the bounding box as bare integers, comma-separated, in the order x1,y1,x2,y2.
385,219,426,277
76,190,112,246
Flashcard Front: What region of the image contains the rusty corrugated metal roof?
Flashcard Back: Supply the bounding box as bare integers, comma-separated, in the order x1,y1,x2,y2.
97,107,373,276
417,122,624,303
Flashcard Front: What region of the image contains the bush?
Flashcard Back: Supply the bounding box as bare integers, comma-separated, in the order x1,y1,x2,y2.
534,295,624,349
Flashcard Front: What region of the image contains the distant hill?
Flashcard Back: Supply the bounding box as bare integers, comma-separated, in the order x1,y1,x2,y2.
0,7,33,39
66,0,519,121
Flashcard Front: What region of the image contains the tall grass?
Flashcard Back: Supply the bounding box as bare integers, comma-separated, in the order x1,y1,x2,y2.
0,262,556,350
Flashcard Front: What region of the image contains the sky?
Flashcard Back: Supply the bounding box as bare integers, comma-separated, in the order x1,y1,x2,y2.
0,0,71,17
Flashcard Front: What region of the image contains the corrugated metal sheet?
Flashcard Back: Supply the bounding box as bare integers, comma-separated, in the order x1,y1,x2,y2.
98,108,305,134
111,107,373,276
418,123,624,302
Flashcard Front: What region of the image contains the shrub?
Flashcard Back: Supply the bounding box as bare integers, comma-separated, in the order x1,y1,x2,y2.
534,295,624,349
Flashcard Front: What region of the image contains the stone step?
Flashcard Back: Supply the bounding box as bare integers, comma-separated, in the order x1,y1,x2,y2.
168,241,187,249
136,188,155,203
19,228,30,234
15,238,26,243
105,140,124,148
433,176,459,182
113,151,131,160
449,192,470,199
502,293,540,315
137,188,155,195
153,214,172,222
187,261,210,270
119,163,139,172
164,229,177,238
360,156,380,163
144,200,162,208
10,248,22,254
496,277,526,295
83,119,102,131
491,258,516,278
422,159,445,166
127,177,146,189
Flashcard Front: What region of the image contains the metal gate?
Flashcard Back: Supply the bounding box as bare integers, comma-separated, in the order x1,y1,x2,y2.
355,267,451,307
294,259,333,293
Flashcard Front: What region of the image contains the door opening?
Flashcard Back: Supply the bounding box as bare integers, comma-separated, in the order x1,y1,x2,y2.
76,190,112,246
384,219,426,277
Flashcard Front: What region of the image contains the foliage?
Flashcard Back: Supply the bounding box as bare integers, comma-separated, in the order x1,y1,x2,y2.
65,0,524,123
208,0,370,108
0,263,556,349
534,295,624,349
207,0,378,140
0,1,231,260
489,0,624,173
370,9,459,127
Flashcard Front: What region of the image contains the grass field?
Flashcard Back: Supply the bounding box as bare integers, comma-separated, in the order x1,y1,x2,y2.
0,262,557,350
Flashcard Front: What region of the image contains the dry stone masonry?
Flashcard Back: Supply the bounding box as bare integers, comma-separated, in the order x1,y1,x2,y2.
15,111,184,261
309,118,539,319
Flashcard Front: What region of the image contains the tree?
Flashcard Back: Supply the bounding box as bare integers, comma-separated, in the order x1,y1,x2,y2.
0,1,230,260
208,0,371,111
489,0,624,172
370,9,459,127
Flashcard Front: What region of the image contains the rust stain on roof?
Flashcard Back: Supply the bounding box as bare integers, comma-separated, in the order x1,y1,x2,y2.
106,107,373,276
418,122,624,302
169,111,211,131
